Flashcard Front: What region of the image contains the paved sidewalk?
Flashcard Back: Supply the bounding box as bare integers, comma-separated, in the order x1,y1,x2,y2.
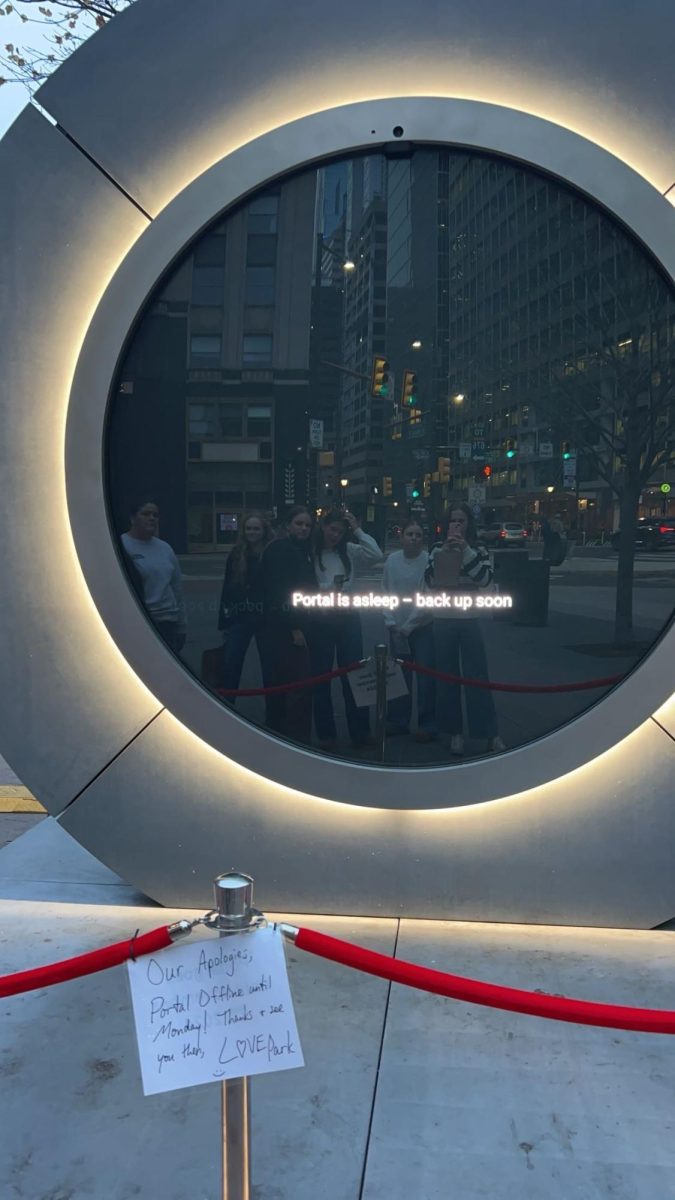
1,820,675,1199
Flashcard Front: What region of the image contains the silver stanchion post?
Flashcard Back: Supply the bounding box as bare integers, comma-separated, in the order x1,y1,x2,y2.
374,642,388,763
213,871,255,1200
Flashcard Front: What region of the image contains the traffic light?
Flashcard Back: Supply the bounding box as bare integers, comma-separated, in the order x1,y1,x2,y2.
438,457,450,483
562,442,573,460
401,369,417,407
382,475,392,497
505,439,517,459
482,464,493,479
371,356,389,398
410,481,421,500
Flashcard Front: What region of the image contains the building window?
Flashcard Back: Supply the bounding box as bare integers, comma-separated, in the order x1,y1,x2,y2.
190,334,221,363
188,403,211,436
247,194,279,234
242,334,273,364
219,404,243,438
246,404,272,438
193,234,226,266
191,265,224,306
244,266,276,306
246,236,277,266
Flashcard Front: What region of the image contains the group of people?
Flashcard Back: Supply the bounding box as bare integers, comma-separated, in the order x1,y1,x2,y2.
217,503,505,755
120,497,505,756
382,506,504,755
217,505,382,748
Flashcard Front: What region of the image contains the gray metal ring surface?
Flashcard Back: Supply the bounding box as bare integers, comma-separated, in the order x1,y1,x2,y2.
1,0,674,917
65,97,675,810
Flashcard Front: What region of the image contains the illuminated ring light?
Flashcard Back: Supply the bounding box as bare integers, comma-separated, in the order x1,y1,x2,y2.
67,99,675,810
1,21,674,914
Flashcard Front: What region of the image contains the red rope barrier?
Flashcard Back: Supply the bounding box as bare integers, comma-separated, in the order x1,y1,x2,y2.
0,926,174,999
295,927,675,1034
215,652,622,699
401,659,623,694
6,922,673,1034
216,660,362,697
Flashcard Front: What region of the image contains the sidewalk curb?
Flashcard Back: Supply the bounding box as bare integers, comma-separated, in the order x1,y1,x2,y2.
0,788,46,813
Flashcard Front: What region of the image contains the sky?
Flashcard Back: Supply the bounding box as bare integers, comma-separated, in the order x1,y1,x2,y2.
0,7,100,141
0,10,49,138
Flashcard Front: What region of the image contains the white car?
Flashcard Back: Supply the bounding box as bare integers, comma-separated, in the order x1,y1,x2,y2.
479,522,528,548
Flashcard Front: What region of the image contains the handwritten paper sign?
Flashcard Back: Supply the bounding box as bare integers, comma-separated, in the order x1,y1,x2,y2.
348,658,408,708
127,926,304,1096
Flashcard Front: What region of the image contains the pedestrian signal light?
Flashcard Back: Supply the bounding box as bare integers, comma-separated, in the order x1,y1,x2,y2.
505,439,517,459
482,464,493,479
371,356,389,397
401,369,417,407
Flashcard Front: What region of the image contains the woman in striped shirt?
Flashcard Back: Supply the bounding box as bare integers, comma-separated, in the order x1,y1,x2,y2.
425,504,505,756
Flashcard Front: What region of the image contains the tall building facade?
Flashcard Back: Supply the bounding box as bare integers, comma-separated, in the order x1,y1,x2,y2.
111,174,316,551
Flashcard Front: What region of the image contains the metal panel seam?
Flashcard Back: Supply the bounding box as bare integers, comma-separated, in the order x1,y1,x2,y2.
54,123,154,222
651,715,675,743
53,706,165,819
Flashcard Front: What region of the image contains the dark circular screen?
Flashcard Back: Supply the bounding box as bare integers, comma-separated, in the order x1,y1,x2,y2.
107,146,675,766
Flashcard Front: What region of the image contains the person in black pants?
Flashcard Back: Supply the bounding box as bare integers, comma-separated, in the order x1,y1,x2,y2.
217,510,274,701
260,506,317,744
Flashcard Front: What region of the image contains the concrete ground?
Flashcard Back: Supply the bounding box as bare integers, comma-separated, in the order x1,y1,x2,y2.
0,751,47,848
1,815,675,1199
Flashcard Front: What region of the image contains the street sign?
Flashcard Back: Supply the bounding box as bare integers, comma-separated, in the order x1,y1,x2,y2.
563,456,577,487
458,443,472,460
471,428,486,460
467,484,486,506
539,441,553,459
471,503,482,517
309,418,324,449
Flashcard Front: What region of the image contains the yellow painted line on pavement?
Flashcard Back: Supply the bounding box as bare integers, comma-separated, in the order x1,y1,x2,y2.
0,788,46,813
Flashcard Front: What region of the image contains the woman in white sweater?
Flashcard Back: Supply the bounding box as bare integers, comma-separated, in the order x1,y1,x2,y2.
310,509,383,750
381,520,437,741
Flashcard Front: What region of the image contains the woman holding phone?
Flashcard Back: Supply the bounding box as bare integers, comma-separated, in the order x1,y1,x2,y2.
310,509,383,751
425,504,504,755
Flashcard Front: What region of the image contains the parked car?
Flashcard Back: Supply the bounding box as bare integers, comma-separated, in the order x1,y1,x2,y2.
479,521,528,548
610,518,675,551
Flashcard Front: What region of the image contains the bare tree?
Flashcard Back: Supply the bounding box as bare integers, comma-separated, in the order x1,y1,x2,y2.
0,0,132,90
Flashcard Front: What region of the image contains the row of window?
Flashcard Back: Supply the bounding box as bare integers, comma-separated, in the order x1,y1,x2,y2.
188,401,273,440
190,334,273,364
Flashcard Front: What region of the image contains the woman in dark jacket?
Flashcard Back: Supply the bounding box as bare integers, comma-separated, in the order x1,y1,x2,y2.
260,506,317,743
217,510,273,700
425,504,505,756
